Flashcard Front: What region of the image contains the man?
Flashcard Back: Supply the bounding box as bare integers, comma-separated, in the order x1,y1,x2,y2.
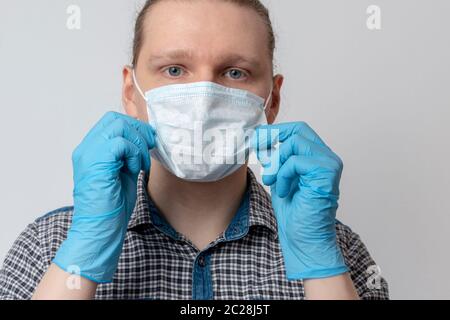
0,0,388,300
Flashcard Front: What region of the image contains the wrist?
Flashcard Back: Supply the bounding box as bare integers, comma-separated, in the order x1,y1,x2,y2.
53,211,128,283
283,239,348,281
287,265,349,281
303,273,360,300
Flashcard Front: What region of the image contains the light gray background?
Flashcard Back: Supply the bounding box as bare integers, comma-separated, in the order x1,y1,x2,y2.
0,0,449,299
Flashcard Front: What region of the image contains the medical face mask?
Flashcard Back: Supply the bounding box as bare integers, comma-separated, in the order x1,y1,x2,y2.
132,70,271,182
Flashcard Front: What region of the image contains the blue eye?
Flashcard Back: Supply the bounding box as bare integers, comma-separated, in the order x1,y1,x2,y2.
226,69,246,80
165,66,183,77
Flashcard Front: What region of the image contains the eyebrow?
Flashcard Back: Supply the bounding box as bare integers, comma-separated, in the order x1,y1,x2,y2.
147,49,262,68
149,49,195,62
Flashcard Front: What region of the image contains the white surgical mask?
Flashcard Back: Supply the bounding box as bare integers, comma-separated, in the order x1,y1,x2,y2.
133,70,272,182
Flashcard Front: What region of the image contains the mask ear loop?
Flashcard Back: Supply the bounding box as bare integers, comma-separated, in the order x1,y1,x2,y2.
254,86,276,155
132,69,147,102
132,69,164,154
263,87,273,111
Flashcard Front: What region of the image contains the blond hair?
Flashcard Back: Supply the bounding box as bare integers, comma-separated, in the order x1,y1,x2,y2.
131,0,275,67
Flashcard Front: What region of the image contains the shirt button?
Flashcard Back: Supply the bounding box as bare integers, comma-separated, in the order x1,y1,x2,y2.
198,256,206,267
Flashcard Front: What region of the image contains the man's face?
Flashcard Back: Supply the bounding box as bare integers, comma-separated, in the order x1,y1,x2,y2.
123,0,283,123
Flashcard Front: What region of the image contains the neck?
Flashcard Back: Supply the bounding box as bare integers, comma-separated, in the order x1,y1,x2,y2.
147,161,248,251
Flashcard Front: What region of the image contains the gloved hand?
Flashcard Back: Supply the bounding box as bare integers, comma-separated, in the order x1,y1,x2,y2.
255,122,348,280
53,111,155,283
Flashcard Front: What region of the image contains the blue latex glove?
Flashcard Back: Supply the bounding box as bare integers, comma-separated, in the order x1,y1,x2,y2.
255,122,348,280
53,111,155,283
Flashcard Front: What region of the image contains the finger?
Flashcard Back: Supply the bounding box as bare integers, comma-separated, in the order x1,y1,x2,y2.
107,137,142,175
84,111,156,150
118,114,156,151
278,134,338,165
102,118,151,172
275,155,338,198
255,122,333,187
254,122,327,152
111,112,156,150
261,134,333,186
82,112,123,144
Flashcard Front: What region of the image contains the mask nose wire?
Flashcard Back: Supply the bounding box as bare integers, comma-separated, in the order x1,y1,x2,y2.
134,69,272,112
132,69,147,101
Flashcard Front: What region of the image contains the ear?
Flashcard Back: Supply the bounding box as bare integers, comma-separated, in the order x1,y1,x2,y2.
122,66,149,122
266,74,284,124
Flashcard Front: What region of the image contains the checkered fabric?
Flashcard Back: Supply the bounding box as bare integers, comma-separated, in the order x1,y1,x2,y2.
0,169,388,299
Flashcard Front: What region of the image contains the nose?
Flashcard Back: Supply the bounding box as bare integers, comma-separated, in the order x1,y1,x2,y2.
192,66,220,84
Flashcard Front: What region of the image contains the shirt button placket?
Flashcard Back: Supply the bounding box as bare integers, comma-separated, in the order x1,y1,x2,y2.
192,254,212,300
198,255,206,267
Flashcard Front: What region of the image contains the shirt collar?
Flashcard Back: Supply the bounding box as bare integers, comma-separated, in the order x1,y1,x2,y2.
127,169,278,239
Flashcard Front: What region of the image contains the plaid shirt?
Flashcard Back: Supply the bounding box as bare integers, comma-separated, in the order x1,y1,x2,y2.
0,169,388,300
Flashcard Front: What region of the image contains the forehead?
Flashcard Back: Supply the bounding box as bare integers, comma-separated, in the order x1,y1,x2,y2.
141,0,270,63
